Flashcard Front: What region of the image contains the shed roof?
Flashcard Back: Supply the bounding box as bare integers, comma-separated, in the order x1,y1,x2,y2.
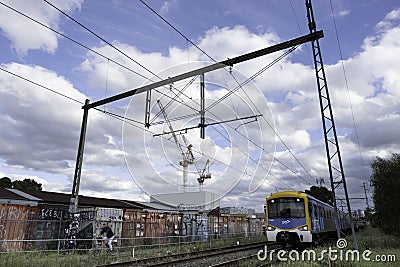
0,188,27,200
20,189,150,210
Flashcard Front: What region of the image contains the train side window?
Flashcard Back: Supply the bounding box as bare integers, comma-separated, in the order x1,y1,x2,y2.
313,204,317,218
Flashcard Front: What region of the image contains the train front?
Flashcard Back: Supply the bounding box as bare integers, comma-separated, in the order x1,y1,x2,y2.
265,191,312,247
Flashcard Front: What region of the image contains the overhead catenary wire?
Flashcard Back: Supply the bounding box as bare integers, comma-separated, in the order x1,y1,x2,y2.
2,0,207,118
152,55,313,186
289,0,303,34
41,0,199,114
0,1,150,81
43,0,158,80
138,0,218,64
50,0,314,188
0,57,296,191
0,66,84,105
0,57,282,188
107,108,296,191
138,0,316,186
205,46,298,112
329,0,369,185
6,1,316,188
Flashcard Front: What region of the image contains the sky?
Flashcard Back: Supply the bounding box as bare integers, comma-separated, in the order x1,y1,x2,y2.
1,0,400,212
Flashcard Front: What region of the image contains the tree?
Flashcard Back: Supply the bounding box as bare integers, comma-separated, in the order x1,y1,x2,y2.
0,177,12,188
370,154,400,236
305,185,334,205
0,177,42,191
12,179,42,191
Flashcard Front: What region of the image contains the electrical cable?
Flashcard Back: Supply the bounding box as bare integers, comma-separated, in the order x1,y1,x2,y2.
41,0,200,114
43,0,158,80
289,0,303,34
329,0,369,185
81,0,314,186
0,64,256,187
0,60,297,191
6,0,315,189
138,0,218,64
96,107,300,190
0,1,151,82
0,66,84,105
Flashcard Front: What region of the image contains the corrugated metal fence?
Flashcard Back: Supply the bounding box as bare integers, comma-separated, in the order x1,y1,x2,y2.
0,204,265,252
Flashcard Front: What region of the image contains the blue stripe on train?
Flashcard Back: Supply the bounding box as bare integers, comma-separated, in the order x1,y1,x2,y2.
268,218,306,229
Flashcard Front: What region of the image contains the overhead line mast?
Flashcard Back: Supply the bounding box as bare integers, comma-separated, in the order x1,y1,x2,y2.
305,0,358,250
68,27,323,247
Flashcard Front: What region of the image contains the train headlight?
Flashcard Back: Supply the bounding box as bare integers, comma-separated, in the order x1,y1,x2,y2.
298,225,308,231
267,225,276,231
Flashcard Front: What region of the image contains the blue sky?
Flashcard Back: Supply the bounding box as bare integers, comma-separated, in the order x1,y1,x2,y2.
1,0,400,212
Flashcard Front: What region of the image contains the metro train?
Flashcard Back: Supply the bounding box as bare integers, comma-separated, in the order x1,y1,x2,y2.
265,191,350,247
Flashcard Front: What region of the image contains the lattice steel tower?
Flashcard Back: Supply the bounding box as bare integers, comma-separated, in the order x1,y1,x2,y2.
305,0,358,250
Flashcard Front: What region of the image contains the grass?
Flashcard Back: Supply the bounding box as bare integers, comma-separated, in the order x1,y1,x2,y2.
0,235,267,267
243,227,399,266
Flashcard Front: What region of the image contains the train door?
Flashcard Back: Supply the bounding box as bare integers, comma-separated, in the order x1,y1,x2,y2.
309,201,319,232
319,206,324,231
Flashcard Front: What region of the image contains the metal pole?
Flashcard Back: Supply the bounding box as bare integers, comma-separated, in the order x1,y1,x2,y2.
67,99,90,249
362,182,370,209
200,73,205,139
70,99,90,214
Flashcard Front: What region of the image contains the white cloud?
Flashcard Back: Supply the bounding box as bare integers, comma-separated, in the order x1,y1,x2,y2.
1,5,400,211
385,8,400,21
337,9,350,17
0,0,82,56
160,0,178,14
71,20,400,203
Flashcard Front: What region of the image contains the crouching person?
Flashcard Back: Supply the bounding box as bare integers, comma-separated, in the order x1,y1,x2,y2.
100,222,115,251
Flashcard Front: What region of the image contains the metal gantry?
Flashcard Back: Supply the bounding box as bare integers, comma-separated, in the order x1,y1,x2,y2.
68,22,323,245
305,0,358,250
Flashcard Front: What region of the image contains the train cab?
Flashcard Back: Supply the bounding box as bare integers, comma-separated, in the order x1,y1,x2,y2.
266,191,348,247
265,191,312,247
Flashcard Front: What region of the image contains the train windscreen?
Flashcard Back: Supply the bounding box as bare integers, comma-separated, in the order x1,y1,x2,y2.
268,197,305,219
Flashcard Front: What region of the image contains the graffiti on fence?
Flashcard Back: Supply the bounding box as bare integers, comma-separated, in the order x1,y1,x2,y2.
0,204,32,252
181,214,208,241
39,206,68,220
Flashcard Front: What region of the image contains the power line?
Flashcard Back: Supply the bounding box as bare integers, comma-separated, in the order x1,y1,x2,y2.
0,1,150,82
99,0,315,185
0,66,83,105
100,108,297,191
10,0,315,188
43,0,204,116
288,0,303,34
221,47,315,185
329,0,369,184
43,0,159,80
206,47,297,112
138,0,217,64
0,63,254,187
0,64,271,188
150,47,314,186
1,1,203,118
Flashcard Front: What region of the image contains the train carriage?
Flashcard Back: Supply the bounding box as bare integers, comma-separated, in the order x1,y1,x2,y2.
265,191,349,247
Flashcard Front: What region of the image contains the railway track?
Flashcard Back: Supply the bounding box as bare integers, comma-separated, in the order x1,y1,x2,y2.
208,244,291,267
96,241,278,267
